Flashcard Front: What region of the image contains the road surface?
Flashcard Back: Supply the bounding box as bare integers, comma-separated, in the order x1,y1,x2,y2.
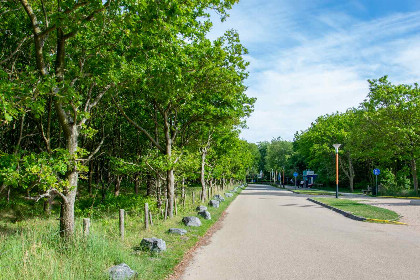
180,184,420,280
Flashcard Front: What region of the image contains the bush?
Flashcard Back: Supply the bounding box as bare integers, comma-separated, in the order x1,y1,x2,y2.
75,194,158,218
380,168,412,195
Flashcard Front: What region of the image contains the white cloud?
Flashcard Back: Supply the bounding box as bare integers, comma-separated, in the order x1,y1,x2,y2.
210,2,420,143
241,66,367,142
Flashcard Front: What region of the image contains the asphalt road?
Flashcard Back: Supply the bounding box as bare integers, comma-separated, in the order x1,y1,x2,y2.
180,184,420,280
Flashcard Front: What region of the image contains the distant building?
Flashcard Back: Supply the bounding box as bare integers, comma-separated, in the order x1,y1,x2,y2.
303,170,318,187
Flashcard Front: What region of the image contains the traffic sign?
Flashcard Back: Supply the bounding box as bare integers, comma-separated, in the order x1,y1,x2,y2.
373,168,380,176
293,172,298,177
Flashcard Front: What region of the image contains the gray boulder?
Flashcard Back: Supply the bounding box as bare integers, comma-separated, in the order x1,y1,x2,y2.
108,263,136,280
182,216,202,227
140,237,166,253
213,194,225,202
209,200,220,208
225,193,233,197
196,205,208,211
168,228,187,235
198,210,211,220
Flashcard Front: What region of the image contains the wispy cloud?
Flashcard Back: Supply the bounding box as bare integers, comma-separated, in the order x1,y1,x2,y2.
209,1,420,142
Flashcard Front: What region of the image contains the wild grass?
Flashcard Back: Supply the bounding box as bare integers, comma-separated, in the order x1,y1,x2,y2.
0,185,242,279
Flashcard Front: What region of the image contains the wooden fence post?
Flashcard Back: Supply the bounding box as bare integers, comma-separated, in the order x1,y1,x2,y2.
119,209,124,241
144,203,149,230
149,212,153,226
83,218,90,237
164,199,168,220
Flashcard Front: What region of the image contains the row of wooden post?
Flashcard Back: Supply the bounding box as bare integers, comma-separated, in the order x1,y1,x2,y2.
81,185,226,239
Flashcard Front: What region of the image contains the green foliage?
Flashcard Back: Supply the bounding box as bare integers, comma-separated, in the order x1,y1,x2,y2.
1,0,255,239
380,169,398,194
265,137,293,171
75,194,158,218
0,149,87,192
379,168,411,195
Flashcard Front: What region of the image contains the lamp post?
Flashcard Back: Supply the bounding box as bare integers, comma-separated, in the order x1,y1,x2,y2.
333,144,341,198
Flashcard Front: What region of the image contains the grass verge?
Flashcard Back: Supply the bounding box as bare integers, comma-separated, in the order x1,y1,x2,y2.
377,196,420,200
0,186,243,280
312,198,400,222
293,190,341,196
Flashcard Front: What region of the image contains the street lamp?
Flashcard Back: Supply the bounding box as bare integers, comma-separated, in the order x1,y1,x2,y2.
333,144,341,198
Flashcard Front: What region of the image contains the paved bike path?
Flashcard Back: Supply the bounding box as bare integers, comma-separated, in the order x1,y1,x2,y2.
180,184,420,280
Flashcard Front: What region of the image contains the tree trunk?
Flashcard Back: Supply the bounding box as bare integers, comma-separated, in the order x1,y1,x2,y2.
88,161,93,195
411,158,418,195
200,151,207,202
166,168,175,218
182,177,185,200
164,117,174,218
60,189,76,238
101,167,106,202
348,157,355,192
43,194,55,216
156,176,162,209
339,153,355,192
146,173,153,196
59,124,79,238
349,176,354,193
114,175,122,196
135,174,140,195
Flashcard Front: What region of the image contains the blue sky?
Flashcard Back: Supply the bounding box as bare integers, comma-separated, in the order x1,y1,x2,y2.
208,0,420,142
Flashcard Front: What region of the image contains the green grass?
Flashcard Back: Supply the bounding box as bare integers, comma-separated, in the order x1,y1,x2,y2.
313,198,400,221
0,186,242,280
378,195,420,199
293,190,341,196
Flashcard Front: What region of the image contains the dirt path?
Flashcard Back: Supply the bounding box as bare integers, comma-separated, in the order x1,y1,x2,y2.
179,184,420,280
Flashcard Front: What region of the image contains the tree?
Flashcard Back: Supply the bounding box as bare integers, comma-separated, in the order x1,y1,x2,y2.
265,137,293,180
361,77,419,194
294,111,359,191
113,2,253,217
2,0,127,237
257,141,269,178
